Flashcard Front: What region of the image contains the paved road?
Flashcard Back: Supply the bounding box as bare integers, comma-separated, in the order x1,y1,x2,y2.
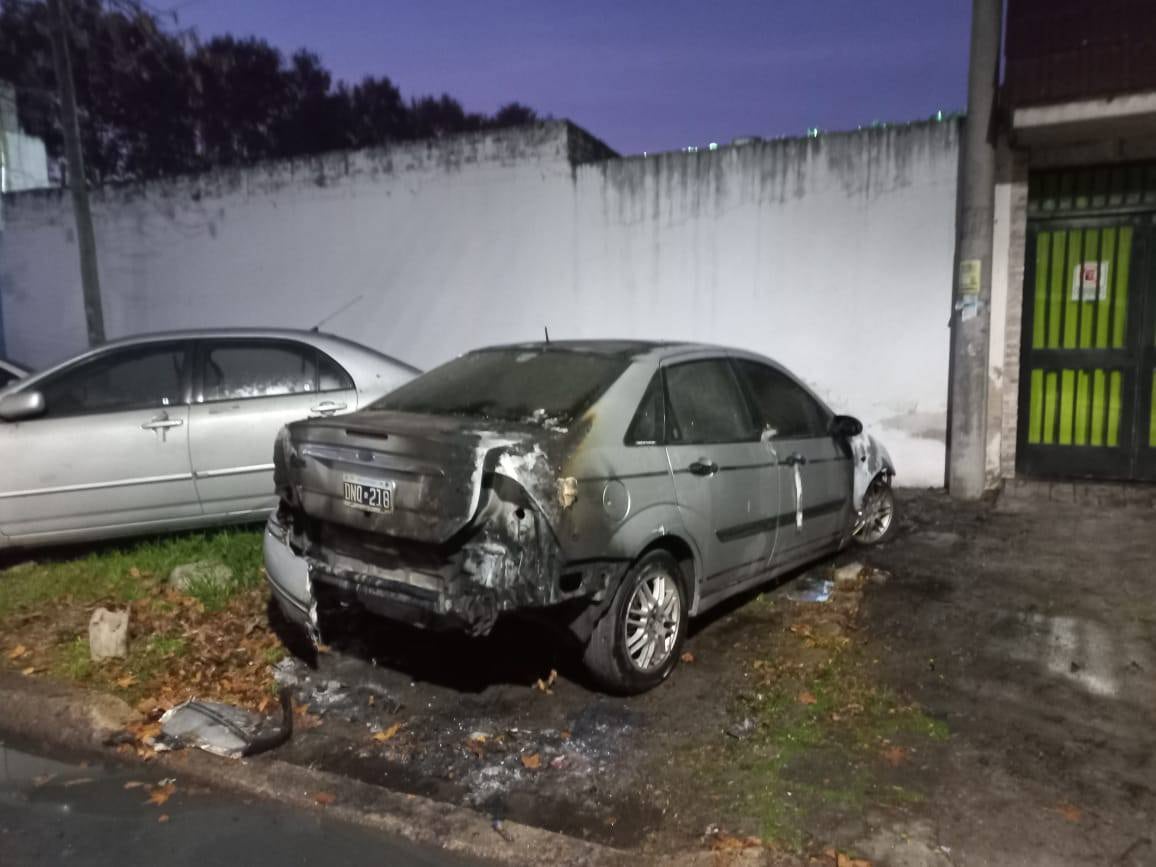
0,736,486,867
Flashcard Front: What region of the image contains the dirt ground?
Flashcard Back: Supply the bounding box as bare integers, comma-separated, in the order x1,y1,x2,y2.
4,489,1150,864
858,490,1155,866
256,488,1154,864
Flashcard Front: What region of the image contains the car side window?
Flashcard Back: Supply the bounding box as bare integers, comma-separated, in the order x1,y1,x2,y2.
318,352,354,391
626,372,665,445
664,359,757,444
202,341,318,401
734,359,829,439
39,344,187,418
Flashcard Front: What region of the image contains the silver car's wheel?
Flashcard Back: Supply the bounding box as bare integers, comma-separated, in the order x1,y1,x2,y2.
854,480,896,545
624,571,681,672
582,550,688,694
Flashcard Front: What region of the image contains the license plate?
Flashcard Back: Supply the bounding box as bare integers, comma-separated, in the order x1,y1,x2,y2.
342,474,394,513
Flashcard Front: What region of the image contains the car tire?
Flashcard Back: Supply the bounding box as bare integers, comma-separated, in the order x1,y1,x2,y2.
853,477,897,545
582,550,688,695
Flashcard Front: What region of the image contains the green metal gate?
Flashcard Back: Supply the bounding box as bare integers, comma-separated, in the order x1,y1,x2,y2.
1017,165,1156,481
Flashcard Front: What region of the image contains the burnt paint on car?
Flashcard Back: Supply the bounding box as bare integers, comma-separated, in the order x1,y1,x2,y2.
265,341,890,662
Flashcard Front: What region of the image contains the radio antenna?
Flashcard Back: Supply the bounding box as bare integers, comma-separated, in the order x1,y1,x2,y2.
311,294,365,332
544,325,551,344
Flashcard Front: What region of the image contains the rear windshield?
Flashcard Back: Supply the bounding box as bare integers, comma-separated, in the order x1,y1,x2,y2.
371,348,629,426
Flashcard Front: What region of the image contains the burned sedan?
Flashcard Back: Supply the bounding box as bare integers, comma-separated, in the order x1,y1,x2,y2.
265,341,895,693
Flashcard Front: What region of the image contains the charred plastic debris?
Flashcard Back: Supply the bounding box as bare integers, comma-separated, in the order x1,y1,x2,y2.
155,689,293,759
268,412,627,644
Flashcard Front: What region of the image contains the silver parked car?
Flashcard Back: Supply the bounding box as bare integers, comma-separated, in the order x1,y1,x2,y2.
265,341,894,693
0,329,416,548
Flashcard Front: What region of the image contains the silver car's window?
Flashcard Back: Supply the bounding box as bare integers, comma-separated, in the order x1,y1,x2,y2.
203,341,318,401
626,372,666,445
318,352,354,391
373,348,628,426
734,359,828,438
664,360,757,444
39,344,186,418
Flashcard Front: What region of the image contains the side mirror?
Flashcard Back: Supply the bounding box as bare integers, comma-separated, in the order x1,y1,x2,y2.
0,389,46,421
830,414,863,438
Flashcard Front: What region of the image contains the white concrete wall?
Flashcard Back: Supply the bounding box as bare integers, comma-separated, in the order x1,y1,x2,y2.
0,120,960,486
1,130,49,193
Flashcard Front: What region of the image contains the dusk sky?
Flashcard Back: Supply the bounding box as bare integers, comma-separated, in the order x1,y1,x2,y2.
176,0,973,156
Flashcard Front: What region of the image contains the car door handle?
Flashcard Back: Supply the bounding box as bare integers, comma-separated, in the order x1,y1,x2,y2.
309,400,348,417
688,459,719,476
141,415,184,431
781,453,807,467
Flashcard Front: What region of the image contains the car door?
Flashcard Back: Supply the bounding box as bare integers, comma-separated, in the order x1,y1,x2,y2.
662,356,780,588
732,357,852,564
0,341,198,541
188,338,358,516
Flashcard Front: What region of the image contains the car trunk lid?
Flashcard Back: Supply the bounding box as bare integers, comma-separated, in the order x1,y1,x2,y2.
283,410,541,544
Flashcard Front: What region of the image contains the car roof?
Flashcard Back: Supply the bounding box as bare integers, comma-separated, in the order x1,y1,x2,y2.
97,327,360,348
478,339,723,361
21,328,420,384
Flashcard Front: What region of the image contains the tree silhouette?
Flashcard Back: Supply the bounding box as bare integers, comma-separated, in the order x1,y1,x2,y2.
0,0,545,182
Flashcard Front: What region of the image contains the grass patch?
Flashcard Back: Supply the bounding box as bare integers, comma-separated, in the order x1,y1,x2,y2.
0,527,263,618
684,634,949,852
2,527,280,710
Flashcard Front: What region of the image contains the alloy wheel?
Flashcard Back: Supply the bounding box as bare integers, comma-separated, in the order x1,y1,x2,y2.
624,571,681,672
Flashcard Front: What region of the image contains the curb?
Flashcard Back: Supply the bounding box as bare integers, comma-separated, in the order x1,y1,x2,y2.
0,671,628,866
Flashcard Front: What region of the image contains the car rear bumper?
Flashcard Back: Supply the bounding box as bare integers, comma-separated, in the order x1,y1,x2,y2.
263,517,313,627
263,507,626,637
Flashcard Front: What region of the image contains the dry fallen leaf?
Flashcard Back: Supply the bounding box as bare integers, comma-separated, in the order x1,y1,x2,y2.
1057,803,1082,823
709,833,763,851
20,666,42,676
146,782,176,807
881,745,908,767
6,644,30,660
123,781,146,790
680,651,695,663
157,814,170,824
520,752,541,770
372,722,404,742
559,730,572,742
313,792,336,806
129,567,142,579
116,674,138,689
534,669,558,694
798,690,818,705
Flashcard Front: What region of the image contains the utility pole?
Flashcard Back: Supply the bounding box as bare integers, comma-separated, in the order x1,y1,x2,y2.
45,0,105,346
947,0,1002,499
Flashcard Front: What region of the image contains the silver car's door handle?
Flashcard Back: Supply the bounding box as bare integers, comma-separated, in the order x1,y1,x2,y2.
309,400,348,417
141,415,184,431
688,459,719,476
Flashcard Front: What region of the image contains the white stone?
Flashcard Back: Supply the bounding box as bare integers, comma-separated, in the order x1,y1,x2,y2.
168,560,233,593
89,607,129,660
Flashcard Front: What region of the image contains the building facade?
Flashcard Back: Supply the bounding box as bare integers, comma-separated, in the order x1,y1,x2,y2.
986,0,1156,486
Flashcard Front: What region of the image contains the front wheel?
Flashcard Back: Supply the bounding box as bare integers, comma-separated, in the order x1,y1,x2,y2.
582,550,688,694
853,477,897,545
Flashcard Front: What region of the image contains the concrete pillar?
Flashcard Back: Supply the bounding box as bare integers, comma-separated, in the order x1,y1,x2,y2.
948,0,1003,498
